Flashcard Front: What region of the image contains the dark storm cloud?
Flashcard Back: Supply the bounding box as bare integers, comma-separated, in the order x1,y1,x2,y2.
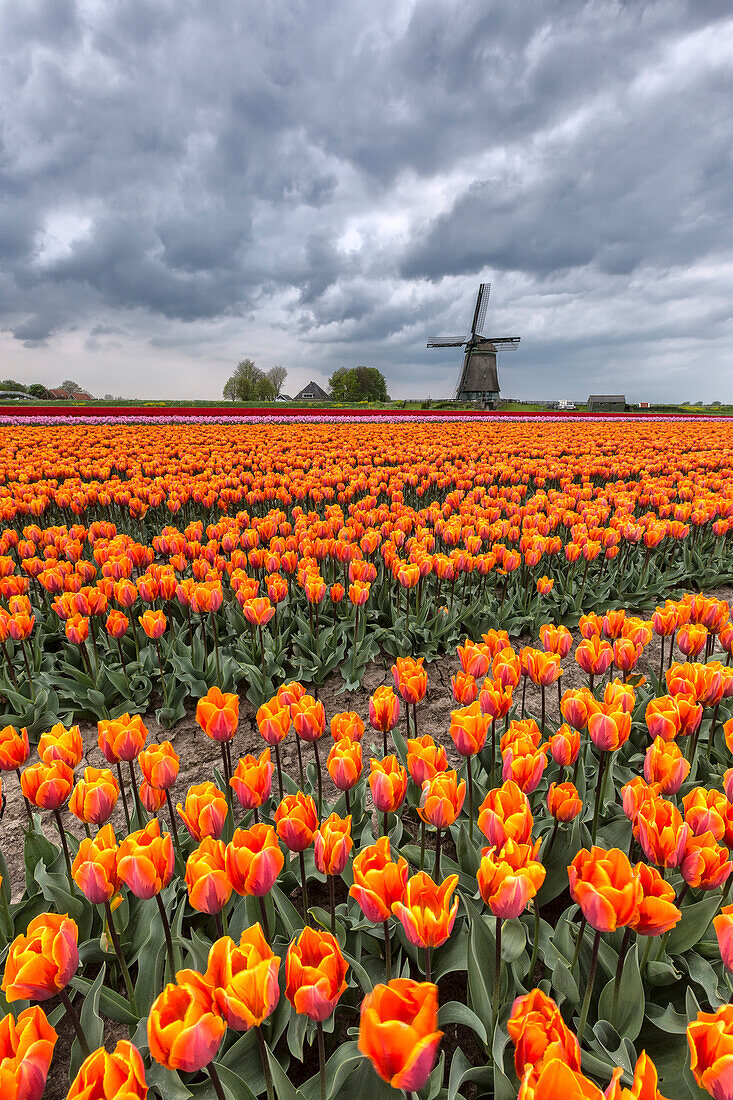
0,0,732,399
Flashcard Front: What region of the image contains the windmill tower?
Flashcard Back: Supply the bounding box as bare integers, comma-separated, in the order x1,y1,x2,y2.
427,283,520,407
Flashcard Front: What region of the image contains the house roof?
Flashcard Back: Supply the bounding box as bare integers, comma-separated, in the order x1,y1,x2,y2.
48,388,70,399
588,394,626,402
293,380,329,400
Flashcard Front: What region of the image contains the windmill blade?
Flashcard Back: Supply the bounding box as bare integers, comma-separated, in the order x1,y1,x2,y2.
486,337,521,348
426,338,467,348
470,282,491,336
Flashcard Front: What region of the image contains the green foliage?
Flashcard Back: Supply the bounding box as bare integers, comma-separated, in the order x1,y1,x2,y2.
328,366,388,402
223,360,287,401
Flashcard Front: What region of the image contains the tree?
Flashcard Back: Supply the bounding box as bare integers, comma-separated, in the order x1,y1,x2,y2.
0,379,27,393
27,383,50,399
223,359,262,402
267,366,287,397
328,366,389,403
61,380,83,394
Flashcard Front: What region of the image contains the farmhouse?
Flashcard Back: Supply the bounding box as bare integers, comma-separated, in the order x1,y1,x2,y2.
293,380,328,401
587,394,627,412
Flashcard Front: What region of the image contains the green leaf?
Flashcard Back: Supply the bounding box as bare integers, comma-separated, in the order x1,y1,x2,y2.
70,975,139,1025
271,884,305,938
667,895,722,955
266,1040,304,1100
70,963,106,1078
438,1001,488,1046
210,1063,258,1100
448,1046,493,1100
597,943,644,1041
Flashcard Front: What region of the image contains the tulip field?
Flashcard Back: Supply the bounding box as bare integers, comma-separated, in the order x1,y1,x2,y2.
4,414,733,1100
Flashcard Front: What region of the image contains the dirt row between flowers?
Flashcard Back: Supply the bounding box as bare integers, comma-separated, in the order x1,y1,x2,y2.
3,584,732,1100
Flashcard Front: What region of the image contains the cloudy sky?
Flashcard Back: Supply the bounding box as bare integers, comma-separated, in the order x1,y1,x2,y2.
1,0,732,402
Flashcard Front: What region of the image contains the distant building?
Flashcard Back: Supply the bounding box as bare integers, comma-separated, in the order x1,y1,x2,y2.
293,381,329,401
0,391,32,400
588,394,627,412
639,401,650,409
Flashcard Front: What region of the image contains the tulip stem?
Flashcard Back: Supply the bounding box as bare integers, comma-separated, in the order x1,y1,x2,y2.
258,896,272,944
317,1020,327,1100
544,819,560,863
466,756,474,842
491,719,496,788
611,926,632,1027
576,928,601,1042
16,769,33,821
492,917,502,1032
329,875,336,935
52,808,73,883
571,915,587,973
295,737,305,789
213,615,222,687
116,762,132,833
164,790,183,857
103,900,137,1014
20,640,35,700
425,944,432,983
154,892,176,982
274,743,284,801
299,851,311,922
207,1062,226,1100
313,740,323,818
590,750,608,844
384,920,392,981
154,638,168,708
128,759,144,822
58,986,90,1059
528,899,541,984
639,935,653,976
256,1026,275,1100
419,821,425,871
434,828,442,881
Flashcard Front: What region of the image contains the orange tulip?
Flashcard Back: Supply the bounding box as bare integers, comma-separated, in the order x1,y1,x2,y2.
140,781,166,813
628,862,681,937
502,745,548,795
2,913,79,1002
525,649,563,687
539,624,573,659
185,837,232,915
285,926,348,1020
643,737,690,795
326,737,362,791
683,787,728,841
139,609,166,639
478,781,534,847
72,823,120,905
0,725,29,771
256,698,291,746
274,792,319,852
350,837,408,923
645,695,686,742
478,839,545,919
714,904,733,972
407,735,448,785
196,686,239,743
105,609,129,640
548,725,580,767
117,818,174,899
69,767,119,825
225,823,284,896
507,988,581,1081
21,760,74,811
568,847,642,932
575,635,613,677
38,723,83,769
680,831,732,890
391,871,459,948
587,706,631,752
451,670,479,705
206,924,280,1030
148,970,225,1072
177,781,228,842
138,741,180,790
67,1039,147,1100
230,748,272,811
517,1058,604,1099
418,770,465,829
605,1051,669,1100
242,596,275,626
368,685,401,733
560,688,593,731
291,695,326,742
369,755,408,814
457,640,490,678
330,711,365,742
449,701,489,756
97,713,148,763
0,1004,58,1100
358,979,442,1092
547,782,582,822
392,656,428,705
688,1004,733,1100
314,813,353,876
635,796,690,869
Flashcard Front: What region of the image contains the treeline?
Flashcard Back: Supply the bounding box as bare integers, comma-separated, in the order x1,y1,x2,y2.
328,366,389,402
222,361,287,401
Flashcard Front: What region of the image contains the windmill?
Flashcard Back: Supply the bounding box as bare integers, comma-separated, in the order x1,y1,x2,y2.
427,283,520,407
